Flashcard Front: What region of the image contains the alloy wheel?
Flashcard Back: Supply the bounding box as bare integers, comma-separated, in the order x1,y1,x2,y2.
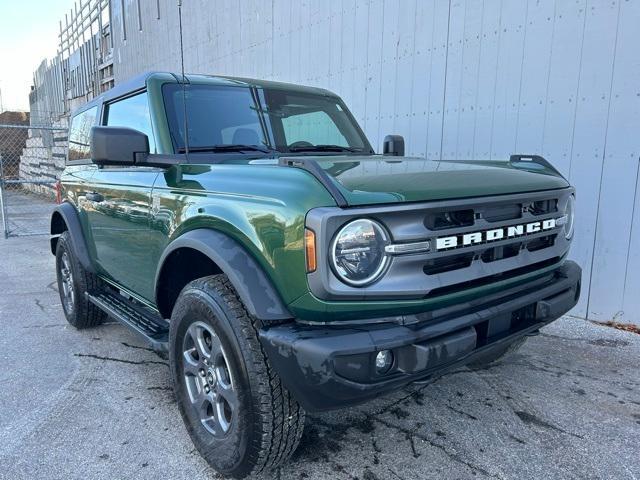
60,252,75,314
182,321,238,436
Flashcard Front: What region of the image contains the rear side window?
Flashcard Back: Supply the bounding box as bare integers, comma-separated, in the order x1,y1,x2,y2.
105,92,156,153
68,106,97,161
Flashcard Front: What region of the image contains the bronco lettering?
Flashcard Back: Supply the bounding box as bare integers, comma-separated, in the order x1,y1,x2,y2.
435,218,558,250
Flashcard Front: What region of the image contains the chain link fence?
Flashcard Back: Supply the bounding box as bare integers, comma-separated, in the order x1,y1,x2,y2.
0,115,68,238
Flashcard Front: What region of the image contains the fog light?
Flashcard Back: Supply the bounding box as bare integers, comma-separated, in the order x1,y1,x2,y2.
375,350,393,374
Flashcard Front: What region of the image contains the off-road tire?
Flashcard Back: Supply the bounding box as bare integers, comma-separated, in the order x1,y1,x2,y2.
468,337,527,369
169,275,305,479
55,231,107,328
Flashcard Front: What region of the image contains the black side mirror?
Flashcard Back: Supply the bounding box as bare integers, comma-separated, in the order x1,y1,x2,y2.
90,126,149,166
383,135,405,157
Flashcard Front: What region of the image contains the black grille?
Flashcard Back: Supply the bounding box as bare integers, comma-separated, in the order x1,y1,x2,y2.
425,198,559,230
424,252,475,275
484,203,522,222
426,257,561,298
528,199,558,216
480,243,521,263
527,234,556,252
425,209,474,230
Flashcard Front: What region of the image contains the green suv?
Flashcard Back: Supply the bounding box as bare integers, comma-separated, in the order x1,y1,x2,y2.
51,72,581,478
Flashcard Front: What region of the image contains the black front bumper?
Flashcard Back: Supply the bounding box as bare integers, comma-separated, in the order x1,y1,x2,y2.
259,261,581,412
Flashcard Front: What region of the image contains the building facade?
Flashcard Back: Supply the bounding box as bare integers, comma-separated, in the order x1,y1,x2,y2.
30,0,640,323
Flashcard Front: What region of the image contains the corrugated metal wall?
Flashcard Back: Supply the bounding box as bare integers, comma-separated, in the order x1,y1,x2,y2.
111,0,640,323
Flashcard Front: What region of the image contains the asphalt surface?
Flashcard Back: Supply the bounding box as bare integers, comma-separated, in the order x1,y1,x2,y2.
1,234,639,480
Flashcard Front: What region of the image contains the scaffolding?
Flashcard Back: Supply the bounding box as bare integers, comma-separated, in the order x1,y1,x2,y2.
29,0,114,121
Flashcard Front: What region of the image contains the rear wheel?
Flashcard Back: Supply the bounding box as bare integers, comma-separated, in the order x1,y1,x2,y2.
169,275,305,478
55,231,106,328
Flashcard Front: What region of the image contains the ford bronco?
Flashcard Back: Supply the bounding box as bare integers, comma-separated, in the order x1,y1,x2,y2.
51,72,581,478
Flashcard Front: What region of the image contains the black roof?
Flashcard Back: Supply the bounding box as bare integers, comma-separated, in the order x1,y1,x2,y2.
73,71,337,116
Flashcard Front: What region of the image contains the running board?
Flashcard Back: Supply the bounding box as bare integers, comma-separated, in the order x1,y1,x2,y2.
86,291,169,354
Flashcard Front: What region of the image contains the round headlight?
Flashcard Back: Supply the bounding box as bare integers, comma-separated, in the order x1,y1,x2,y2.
330,219,390,286
564,195,575,239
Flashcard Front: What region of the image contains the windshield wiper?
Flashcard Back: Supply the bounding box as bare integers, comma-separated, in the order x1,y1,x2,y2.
178,144,275,154
288,144,364,153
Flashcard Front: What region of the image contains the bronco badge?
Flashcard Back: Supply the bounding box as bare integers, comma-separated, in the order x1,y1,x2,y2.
435,218,562,251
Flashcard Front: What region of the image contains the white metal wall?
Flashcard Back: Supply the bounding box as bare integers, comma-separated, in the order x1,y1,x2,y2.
111,0,640,323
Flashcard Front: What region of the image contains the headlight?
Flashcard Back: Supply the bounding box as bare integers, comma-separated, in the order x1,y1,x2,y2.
563,195,575,239
330,219,390,286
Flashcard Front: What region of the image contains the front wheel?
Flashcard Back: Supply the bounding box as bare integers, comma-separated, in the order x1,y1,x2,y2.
169,275,305,478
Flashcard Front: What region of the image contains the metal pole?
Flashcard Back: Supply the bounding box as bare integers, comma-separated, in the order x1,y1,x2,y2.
0,154,9,238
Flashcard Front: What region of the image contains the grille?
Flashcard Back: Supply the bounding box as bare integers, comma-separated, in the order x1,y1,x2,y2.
427,257,561,297
421,196,561,280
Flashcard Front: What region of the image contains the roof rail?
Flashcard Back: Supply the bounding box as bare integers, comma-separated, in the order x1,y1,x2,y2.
509,154,565,179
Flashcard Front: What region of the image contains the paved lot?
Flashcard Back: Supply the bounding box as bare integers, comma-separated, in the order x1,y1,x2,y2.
1,233,639,480
0,189,56,236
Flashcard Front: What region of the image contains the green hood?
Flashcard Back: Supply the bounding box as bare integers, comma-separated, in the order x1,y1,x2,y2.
311,156,569,206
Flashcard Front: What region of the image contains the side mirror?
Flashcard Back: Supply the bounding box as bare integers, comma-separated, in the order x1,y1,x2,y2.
90,126,149,166
382,135,405,157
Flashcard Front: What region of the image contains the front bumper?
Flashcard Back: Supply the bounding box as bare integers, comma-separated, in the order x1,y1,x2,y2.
259,261,581,412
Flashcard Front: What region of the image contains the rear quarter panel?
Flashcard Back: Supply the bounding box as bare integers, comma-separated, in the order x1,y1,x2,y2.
59,164,98,249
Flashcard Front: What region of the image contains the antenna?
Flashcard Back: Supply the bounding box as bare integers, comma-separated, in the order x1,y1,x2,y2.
177,0,189,155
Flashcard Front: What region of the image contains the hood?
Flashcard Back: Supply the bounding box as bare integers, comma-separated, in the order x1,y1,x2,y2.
309,156,569,206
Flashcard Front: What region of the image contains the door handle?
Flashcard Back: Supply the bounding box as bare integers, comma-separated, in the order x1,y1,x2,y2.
86,192,104,202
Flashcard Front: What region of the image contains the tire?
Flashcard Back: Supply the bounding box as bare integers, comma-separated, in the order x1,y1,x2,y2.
468,337,527,369
55,231,107,329
168,275,305,479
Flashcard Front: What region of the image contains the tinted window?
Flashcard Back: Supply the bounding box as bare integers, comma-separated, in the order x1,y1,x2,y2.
261,89,366,152
282,110,348,147
162,84,370,154
68,106,97,161
163,84,266,151
106,92,156,152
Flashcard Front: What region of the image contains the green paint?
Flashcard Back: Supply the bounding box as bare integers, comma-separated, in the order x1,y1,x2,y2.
61,72,572,322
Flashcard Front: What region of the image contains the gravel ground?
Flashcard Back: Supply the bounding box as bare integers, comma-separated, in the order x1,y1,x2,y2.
1,233,639,480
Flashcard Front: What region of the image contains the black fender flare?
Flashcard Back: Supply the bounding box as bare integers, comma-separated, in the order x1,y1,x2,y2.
154,229,292,321
50,202,94,273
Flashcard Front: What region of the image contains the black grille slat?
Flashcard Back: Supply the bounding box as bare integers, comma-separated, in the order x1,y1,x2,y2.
426,257,562,298
424,253,475,275
528,199,558,216
526,234,557,252
483,203,522,222
481,243,522,263
425,209,474,230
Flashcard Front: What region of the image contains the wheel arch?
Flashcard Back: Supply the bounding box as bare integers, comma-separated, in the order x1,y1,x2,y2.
154,228,292,322
50,202,94,273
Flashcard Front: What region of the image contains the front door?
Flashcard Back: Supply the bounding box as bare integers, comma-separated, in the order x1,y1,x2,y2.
85,91,160,301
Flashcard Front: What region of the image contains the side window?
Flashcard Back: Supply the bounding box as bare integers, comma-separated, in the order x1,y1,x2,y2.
68,106,98,161
105,92,157,153
281,110,348,147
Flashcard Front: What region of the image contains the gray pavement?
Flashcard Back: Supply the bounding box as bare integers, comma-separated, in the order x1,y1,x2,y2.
1,233,639,480
0,189,56,237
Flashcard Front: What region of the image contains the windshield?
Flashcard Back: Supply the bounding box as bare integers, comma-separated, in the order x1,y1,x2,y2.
162,83,371,154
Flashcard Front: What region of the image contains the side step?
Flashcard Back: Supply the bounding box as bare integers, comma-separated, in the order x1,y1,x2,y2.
86,290,169,354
